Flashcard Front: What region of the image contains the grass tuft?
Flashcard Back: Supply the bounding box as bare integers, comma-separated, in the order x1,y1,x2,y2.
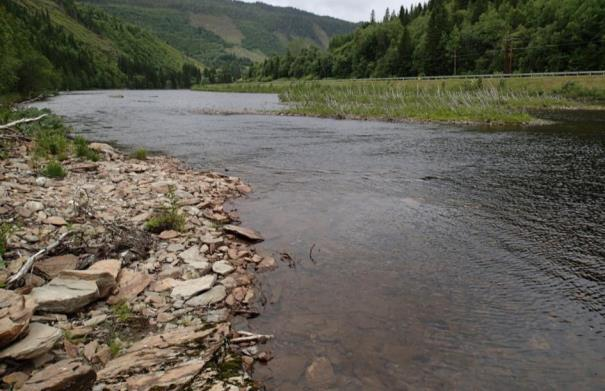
145,186,185,233
74,136,100,161
131,147,148,160
111,301,132,322
34,128,69,160
41,160,67,179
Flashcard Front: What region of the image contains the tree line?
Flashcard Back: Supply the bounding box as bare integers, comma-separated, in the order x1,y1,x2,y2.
218,0,605,82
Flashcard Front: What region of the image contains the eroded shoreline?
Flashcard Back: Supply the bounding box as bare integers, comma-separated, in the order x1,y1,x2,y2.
0,132,276,389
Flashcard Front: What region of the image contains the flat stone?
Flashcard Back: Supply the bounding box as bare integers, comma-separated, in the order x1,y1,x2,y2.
83,314,107,327
0,290,36,349
86,259,121,280
179,246,211,271
156,312,174,323
83,340,98,361
150,181,176,193
17,207,33,218
70,162,98,172
222,225,264,242
202,308,230,323
170,274,216,299
186,285,226,307
107,269,152,305
305,357,335,388
89,142,115,154
44,216,67,226
0,323,62,360
34,255,79,279
212,261,234,276
132,211,152,223
257,256,278,272
24,201,44,212
179,246,200,262
158,230,179,240
98,325,221,381
126,359,206,390
3,372,29,389
127,324,217,353
200,234,222,245
58,259,120,296
236,184,252,194
150,278,181,292
21,358,96,391
166,243,184,252
30,278,100,313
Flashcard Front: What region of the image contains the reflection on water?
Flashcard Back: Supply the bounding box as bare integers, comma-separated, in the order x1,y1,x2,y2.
32,91,605,390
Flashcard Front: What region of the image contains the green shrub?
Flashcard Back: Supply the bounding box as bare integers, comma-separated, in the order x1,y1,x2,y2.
131,148,148,160
556,81,605,101
111,301,132,322
109,338,122,358
34,128,69,160
74,136,99,161
0,223,14,266
41,160,67,178
145,187,185,233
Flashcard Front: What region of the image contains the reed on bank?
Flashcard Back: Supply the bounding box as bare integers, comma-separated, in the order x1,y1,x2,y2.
194,75,605,124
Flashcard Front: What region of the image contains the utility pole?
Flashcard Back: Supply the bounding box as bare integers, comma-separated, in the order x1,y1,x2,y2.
453,48,457,76
505,34,514,74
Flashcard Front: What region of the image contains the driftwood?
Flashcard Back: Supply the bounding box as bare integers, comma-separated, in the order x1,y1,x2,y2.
0,114,48,130
7,231,73,288
16,94,44,106
231,331,274,344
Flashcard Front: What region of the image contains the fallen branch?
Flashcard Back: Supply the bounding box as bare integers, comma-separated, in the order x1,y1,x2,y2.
7,231,72,288
309,243,317,264
0,132,32,141
231,331,274,344
17,94,44,106
0,114,48,130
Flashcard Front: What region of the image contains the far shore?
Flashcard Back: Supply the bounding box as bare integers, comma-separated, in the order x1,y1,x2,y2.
193,74,605,125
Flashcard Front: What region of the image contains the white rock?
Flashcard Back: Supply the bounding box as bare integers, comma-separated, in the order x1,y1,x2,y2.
24,201,44,212
151,181,176,193
170,274,216,299
212,261,234,276
186,285,226,307
0,323,62,360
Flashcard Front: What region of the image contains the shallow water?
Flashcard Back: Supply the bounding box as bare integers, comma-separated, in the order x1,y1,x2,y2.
32,91,605,390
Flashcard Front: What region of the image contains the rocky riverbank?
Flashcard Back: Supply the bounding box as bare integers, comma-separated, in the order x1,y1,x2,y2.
0,134,277,389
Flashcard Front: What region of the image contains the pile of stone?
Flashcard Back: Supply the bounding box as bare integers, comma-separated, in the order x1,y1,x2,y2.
0,140,277,390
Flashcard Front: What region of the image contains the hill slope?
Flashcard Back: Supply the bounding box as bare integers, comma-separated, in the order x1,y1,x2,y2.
0,0,201,100
81,0,356,68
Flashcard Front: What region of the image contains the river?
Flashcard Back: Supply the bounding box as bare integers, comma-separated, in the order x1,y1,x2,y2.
32,90,605,390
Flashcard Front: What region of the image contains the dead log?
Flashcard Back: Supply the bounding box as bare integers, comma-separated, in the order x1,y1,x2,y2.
0,114,48,130
7,231,73,288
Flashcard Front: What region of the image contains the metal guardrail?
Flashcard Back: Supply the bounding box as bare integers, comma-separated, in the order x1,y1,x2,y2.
328,70,605,83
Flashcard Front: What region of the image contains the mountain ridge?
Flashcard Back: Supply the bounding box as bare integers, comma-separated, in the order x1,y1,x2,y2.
81,0,357,69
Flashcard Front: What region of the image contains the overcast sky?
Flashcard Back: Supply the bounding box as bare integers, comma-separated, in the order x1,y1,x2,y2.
241,0,420,23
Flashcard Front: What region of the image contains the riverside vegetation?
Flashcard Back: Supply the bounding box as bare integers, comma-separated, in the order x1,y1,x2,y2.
195,75,605,124
0,107,278,390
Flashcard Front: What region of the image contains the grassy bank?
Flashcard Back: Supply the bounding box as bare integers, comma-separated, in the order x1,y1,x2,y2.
194,75,605,124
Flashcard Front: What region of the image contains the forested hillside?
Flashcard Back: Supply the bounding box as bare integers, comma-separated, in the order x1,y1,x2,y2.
246,0,605,81
0,0,201,102
81,0,356,81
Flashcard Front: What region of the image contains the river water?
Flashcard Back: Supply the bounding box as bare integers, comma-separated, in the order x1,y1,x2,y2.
32,90,605,390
